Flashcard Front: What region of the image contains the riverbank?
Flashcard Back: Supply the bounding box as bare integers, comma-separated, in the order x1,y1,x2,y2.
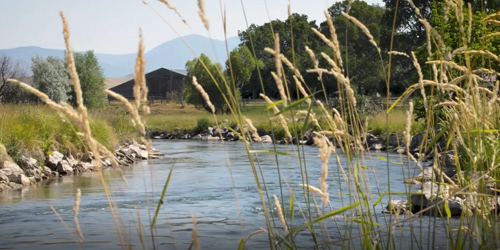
0,141,163,192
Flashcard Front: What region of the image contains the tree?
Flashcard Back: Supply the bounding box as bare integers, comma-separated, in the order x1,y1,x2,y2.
32,56,72,103
184,54,230,113
72,51,107,109
226,46,259,98
0,55,27,103
238,14,323,99
321,0,386,95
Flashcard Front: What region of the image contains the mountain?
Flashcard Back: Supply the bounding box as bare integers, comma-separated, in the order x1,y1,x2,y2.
0,34,241,78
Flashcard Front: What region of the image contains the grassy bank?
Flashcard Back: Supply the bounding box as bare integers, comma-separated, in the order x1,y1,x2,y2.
0,105,136,164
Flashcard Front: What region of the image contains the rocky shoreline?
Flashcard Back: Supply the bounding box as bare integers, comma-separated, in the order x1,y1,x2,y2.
0,142,164,192
153,126,499,217
2,125,495,218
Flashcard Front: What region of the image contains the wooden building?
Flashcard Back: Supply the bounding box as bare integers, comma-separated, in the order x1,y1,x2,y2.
108,68,186,100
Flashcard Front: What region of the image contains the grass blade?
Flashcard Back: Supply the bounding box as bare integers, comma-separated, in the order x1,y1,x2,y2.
249,150,294,157
151,165,174,229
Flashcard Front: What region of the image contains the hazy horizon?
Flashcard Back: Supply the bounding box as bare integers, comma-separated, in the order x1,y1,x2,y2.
0,0,384,55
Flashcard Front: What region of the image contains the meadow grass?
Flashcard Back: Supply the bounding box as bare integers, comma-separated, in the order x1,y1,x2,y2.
1,1,500,249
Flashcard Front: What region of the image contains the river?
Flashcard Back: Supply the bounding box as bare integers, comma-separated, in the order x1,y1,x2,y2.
0,140,462,249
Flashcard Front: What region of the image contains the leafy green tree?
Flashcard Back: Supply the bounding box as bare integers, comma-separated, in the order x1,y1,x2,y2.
184,54,231,113
32,56,71,103
71,51,107,108
414,1,500,81
321,0,386,95
238,14,323,99
226,46,260,98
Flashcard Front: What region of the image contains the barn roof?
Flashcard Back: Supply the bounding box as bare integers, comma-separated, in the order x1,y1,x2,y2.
106,68,186,90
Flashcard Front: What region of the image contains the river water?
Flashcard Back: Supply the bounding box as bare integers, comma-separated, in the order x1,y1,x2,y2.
0,140,462,249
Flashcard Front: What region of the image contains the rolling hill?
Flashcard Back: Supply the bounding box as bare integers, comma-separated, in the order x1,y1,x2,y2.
0,34,241,78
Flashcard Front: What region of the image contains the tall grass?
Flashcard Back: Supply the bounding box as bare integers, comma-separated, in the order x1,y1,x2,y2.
1,1,499,249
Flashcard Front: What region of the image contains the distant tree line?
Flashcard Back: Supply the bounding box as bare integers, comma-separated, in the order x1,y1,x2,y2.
184,0,500,113
0,51,107,109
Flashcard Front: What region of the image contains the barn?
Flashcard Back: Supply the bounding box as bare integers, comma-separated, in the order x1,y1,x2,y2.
108,68,186,101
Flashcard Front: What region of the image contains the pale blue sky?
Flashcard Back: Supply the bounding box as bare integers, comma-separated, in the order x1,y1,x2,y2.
0,0,383,54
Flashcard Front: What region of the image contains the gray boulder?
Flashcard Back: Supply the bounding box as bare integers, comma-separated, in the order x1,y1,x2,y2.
47,151,64,171
385,200,409,214
261,135,273,143
57,160,73,175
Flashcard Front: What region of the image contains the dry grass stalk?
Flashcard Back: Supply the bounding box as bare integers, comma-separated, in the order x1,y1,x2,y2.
273,195,288,232
313,135,331,207
323,11,343,70
105,90,147,136
244,117,262,143
458,50,500,62
133,30,148,111
426,60,468,72
0,144,11,162
157,0,188,25
271,34,287,106
321,52,341,74
305,46,322,79
468,3,472,43
292,76,311,104
388,51,410,58
435,101,459,108
60,12,83,109
296,110,320,128
73,188,84,243
192,76,215,114
404,102,414,152
260,94,292,140
197,0,209,30
341,12,381,54
411,52,428,111
488,81,499,117
311,28,335,50
299,184,324,197
482,32,500,39
191,215,200,250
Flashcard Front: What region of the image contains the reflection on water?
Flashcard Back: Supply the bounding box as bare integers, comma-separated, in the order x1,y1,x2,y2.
0,140,458,249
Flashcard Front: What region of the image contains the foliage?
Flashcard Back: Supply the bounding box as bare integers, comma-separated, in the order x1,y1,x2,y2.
183,54,232,113
322,0,386,95
71,51,107,109
0,56,29,103
226,46,258,94
31,56,72,103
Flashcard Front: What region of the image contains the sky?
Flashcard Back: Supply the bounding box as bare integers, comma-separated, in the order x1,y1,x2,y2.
0,0,384,55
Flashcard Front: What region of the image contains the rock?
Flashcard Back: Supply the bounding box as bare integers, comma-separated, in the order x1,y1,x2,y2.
427,197,464,217
41,166,51,178
410,181,449,212
181,134,191,139
1,161,24,182
11,174,30,186
0,172,9,184
438,153,457,178
414,168,436,182
409,131,426,154
102,158,113,167
364,133,380,148
385,200,409,214
261,135,273,143
19,156,38,170
65,155,79,168
201,135,220,141
51,171,59,177
57,160,73,175
47,151,64,170
24,167,41,178
370,143,385,151
82,152,94,162
192,134,202,140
